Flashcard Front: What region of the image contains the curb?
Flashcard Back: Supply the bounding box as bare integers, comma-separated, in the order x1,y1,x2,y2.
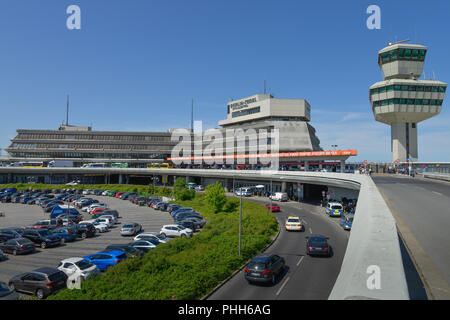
200,223,281,300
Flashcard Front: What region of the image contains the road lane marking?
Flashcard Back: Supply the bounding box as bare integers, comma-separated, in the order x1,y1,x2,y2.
276,276,290,296
432,191,443,196
297,256,304,266
302,219,308,225
309,228,312,234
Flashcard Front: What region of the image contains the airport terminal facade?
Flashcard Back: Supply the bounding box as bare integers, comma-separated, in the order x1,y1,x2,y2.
2,94,356,172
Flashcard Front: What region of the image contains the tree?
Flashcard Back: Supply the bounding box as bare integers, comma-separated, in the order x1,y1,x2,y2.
204,182,227,213
173,178,194,201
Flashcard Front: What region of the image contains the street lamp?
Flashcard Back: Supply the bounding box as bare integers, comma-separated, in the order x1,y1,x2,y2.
331,144,338,150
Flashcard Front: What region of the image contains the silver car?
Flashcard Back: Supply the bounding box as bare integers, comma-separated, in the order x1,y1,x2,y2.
120,223,142,236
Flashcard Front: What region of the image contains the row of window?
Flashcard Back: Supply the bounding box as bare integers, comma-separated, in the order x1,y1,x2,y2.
9,152,169,159
373,99,444,107
371,85,446,95
10,143,173,151
379,48,427,65
17,133,172,142
232,106,261,118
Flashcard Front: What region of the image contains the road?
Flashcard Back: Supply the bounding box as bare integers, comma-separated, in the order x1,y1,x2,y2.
208,198,350,300
373,175,450,299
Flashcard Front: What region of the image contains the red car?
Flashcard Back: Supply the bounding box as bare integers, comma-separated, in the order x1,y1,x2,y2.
90,207,107,215
265,204,280,212
115,192,125,198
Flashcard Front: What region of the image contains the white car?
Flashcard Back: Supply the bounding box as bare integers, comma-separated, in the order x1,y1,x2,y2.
98,214,117,225
270,192,288,202
133,232,170,243
79,220,108,233
101,190,110,196
82,190,91,195
84,203,108,213
57,257,99,281
285,216,302,231
129,240,158,251
160,224,193,238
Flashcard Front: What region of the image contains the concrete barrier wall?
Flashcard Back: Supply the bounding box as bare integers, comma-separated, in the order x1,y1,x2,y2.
0,167,409,299
422,172,450,182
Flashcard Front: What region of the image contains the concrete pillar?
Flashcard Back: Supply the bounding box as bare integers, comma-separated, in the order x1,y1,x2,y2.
7,173,12,183
104,175,108,184
65,174,69,183
125,175,129,184
281,181,286,192
304,161,309,172
119,174,123,184
391,122,418,162
340,160,345,173
319,162,323,170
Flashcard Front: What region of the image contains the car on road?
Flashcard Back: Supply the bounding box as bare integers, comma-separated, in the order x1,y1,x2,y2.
8,268,68,299
83,250,127,271
265,203,281,212
285,216,302,231
57,257,99,281
0,238,35,255
325,202,343,217
160,224,193,238
22,229,63,248
339,214,354,231
244,254,286,285
120,223,142,236
0,281,19,300
235,188,252,197
306,235,331,257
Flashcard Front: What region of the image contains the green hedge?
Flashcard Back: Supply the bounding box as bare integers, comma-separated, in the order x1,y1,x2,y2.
1,183,279,299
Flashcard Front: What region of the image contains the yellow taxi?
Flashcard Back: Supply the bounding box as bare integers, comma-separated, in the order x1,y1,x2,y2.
285,216,302,232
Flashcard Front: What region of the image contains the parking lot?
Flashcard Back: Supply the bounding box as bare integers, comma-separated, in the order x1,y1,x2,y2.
0,195,174,284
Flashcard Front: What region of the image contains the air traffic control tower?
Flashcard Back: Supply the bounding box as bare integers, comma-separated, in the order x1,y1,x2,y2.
369,41,447,162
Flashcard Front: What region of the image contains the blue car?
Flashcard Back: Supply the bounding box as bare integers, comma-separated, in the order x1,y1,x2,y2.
171,207,194,218
339,214,354,231
83,250,127,271
52,227,78,242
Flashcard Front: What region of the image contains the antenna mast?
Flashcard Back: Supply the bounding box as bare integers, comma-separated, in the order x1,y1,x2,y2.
191,98,194,132
66,95,69,126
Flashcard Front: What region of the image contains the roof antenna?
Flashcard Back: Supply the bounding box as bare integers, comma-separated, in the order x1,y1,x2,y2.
264,80,266,94
432,70,436,80
66,95,69,126
191,98,194,132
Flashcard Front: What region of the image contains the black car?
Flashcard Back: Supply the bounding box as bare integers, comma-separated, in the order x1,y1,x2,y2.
244,254,285,285
73,223,96,239
306,235,331,257
104,244,144,258
55,213,82,224
176,221,197,232
9,268,68,299
0,228,24,242
0,238,35,255
22,229,62,249
178,216,207,229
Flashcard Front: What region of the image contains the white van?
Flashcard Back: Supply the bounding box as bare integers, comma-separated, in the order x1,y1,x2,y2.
270,192,288,202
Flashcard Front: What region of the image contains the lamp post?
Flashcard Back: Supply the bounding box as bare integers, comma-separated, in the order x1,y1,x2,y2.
332,144,338,150
239,187,242,257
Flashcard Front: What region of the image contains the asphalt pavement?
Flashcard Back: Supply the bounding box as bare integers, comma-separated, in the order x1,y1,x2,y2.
208,197,350,300
373,175,450,299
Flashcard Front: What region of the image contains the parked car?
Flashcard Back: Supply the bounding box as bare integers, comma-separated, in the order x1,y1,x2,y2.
104,244,144,258
160,224,193,238
176,221,197,232
177,216,207,229
306,235,331,257
72,223,96,239
22,229,63,248
57,257,99,281
0,249,6,260
244,254,285,285
0,228,24,242
27,220,60,230
128,239,160,252
0,281,19,300
8,268,68,299
83,250,127,271
269,192,288,202
82,220,109,233
133,232,170,243
52,227,78,243
120,223,142,236
285,216,302,231
339,214,354,231
0,238,35,255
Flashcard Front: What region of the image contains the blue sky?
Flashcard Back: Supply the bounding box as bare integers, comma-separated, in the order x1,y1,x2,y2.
0,0,449,162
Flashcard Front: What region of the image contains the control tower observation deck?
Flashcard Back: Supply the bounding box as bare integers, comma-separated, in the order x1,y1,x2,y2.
369,42,447,162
